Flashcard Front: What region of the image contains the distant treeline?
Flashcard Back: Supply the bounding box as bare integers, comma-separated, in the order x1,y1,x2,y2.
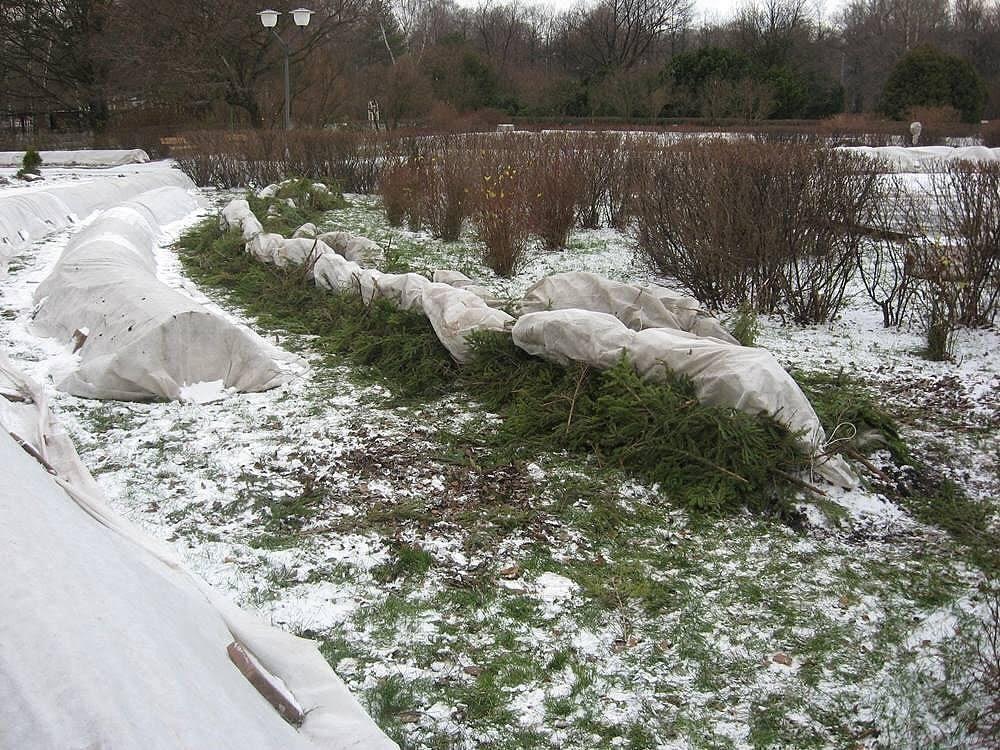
1,0,998,133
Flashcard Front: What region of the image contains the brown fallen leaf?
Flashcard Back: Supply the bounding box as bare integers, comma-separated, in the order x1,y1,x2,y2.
772,651,793,666
499,564,522,579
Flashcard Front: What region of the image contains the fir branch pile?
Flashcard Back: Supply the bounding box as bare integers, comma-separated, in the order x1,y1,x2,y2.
175,182,947,520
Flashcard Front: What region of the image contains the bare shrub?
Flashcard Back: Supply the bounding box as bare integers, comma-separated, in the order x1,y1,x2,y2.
924,283,959,360
380,160,411,227
929,161,1000,327
403,154,426,232
773,148,893,324
575,133,620,229
528,135,583,250
422,147,474,242
174,129,393,192
634,140,765,312
606,139,646,230
634,140,889,322
472,150,531,277
856,178,922,327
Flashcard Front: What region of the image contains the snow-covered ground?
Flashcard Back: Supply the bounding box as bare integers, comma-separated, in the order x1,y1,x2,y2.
1,164,997,749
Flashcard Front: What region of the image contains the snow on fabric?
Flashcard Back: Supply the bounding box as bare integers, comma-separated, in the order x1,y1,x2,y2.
520,271,738,344
839,145,1000,172
0,166,191,274
33,187,286,400
512,309,856,487
0,352,398,750
0,148,150,168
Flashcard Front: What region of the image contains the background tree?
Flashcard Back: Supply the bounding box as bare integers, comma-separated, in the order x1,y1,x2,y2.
0,0,113,128
881,44,988,121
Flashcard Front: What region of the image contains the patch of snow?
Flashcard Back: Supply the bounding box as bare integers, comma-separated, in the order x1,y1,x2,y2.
179,380,230,404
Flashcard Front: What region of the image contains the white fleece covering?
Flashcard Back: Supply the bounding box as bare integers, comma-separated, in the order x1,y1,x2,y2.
839,145,1000,172
32,187,286,400
0,148,150,168
0,166,192,274
0,351,398,750
520,271,738,344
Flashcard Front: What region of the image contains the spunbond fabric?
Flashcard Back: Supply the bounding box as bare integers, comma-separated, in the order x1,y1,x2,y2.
0,148,150,168
33,187,286,400
0,166,192,273
0,352,397,750
838,145,1000,172
520,271,738,344
222,202,514,363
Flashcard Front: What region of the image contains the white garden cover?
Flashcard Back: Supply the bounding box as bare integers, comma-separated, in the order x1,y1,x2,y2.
0,351,397,750
520,272,738,344
0,148,150,168
0,167,192,274
433,269,503,307
316,230,385,267
33,187,286,400
512,310,856,487
420,283,514,362
839,145,1000,172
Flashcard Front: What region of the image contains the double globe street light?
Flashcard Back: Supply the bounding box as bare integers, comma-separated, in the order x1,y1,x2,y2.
257,8,314,130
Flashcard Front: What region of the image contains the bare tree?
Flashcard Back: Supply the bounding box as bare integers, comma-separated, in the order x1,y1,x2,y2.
0,0,113,126
568,0,693,74
108,0,367,127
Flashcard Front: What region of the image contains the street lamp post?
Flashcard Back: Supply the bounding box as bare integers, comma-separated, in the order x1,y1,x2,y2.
257,8,313,130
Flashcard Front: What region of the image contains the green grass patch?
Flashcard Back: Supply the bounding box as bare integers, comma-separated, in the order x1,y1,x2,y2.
372,541,435,583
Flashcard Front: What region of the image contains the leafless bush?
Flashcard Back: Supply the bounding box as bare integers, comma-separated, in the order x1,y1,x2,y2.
856,178,921,328
634,140,890,322
174,129,393,192
575,133,620,229
379,159,412,227
472,148,532,277
929,161,1000,327
606,140,646,230
422,147,474,242
774,149,893,324
528,135,583,250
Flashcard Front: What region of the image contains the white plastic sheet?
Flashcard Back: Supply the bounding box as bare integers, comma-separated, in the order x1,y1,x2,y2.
33,188,286,400
0,351,397,750
512,310,856,487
